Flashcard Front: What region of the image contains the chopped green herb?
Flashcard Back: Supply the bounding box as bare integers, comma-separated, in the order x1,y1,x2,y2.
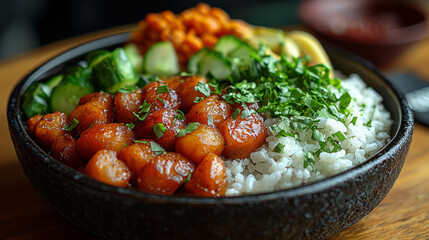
240,108,254,119
183,172,192,184
351,116,357,125
180,72,194,77
134,101,151,121
153,123,167,139
339,92,351,113
157,96,165,106
118,85,139,94
312,128,325,142
174,110,186,120
124,143,128,147
333,131,346,141
88,122,94,129
63,118,79,131
207,115,214,126
193,97,204,103
157,85,169,94
126,122,135,129
150,141,166,155
194,82,211,97
232,108,241,120
304,152,317,173
175,122,200,137
273,143,285,153
134,140,150,144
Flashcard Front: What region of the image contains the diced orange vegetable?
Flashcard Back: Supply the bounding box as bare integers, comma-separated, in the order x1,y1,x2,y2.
79,92,114,111
50,134,83,170
219,113,267,159
26,114,43,137
84,149,132,187
76,123,134,161
186,95,231,127
118,140,155,176
161,76,183,93
114,88,143,123
176,75,208,112
137,152,194,195
142,81,181,113
175,124,224,165
68,102,112,136
34,112,67,149
134,108,185,151
183,153,227,197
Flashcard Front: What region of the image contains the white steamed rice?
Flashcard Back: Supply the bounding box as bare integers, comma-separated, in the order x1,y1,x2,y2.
224,73,393,196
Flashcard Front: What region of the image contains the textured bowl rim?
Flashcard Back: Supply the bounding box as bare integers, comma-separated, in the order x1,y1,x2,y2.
7,32,414,205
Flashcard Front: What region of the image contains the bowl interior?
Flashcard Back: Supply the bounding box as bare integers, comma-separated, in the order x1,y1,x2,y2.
9,32,405,204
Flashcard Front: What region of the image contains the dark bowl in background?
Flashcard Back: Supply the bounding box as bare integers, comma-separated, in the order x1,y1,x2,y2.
299,0,428,67
7,32,413,240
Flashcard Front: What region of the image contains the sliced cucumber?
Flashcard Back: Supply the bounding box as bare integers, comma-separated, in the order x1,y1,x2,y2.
91,48,138,93
22,82,51,118
229,43,256,65
214,36,247,57
45,74,63,89
50,66,95,114
144,41,179,77
198,51,231,80
86,49,110,69
188,48,209,73
124,43,144,74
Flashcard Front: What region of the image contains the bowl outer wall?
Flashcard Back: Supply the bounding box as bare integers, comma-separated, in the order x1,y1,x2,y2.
7,33,414,240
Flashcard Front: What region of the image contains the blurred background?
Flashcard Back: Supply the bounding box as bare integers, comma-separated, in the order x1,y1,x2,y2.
0,0,303,60
0,0,428,62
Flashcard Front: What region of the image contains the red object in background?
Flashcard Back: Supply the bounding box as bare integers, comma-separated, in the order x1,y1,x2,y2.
299,0,428,66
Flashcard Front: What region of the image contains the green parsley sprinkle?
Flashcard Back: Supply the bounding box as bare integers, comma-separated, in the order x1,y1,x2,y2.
63,118,79,131
118,85,139,94
134,101,151,121
351,116,357,125
333,131,346,141
153,123,167,139
194,82,211,97
150,141,166,155
273,143,285,153
175,122,200,137
157,85,169,94
232,108,241,120
134,140,150,144
126,122,135,129
174,110,186,120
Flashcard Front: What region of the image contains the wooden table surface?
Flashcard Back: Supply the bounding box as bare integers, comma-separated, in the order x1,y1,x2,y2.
1,25,429,240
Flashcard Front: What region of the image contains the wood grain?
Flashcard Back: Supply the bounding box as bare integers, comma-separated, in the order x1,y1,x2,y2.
1,23,429,239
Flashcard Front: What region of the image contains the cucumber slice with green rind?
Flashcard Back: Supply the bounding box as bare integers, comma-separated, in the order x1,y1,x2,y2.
22,82,51,118
144,41,180,77
91,48,138,93
214,35,246,57
124,43,144,74
229,43,256,65
45,74,63,89
188,48,210,73
86,49,110,69
50,66,95,114
198,51,231,80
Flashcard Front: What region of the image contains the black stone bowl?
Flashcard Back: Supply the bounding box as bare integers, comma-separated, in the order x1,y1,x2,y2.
7,32,414,240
